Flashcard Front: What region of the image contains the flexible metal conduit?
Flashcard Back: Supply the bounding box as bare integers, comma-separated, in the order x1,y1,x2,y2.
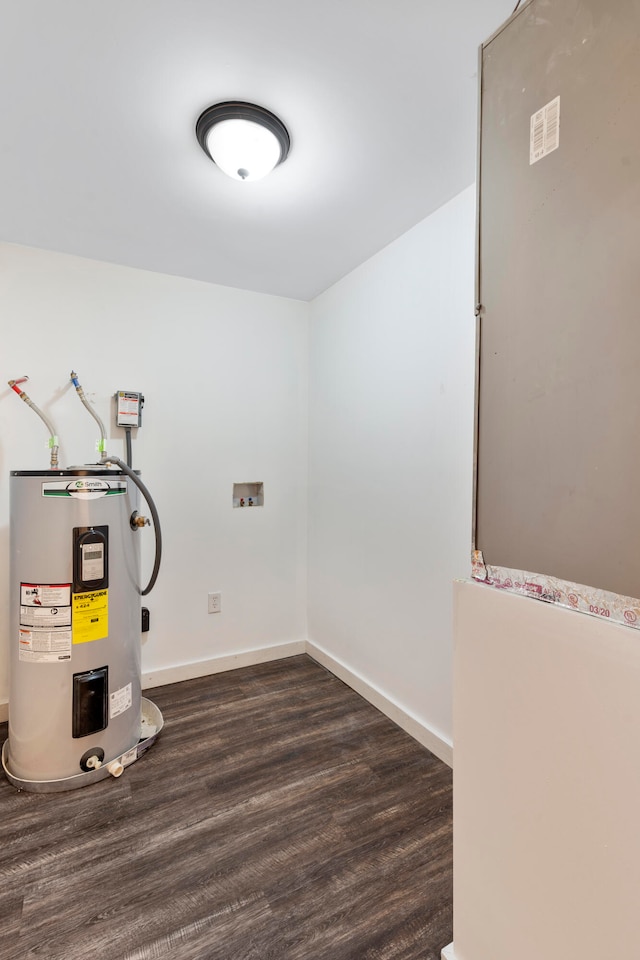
8,377,60,468
100,453,162,596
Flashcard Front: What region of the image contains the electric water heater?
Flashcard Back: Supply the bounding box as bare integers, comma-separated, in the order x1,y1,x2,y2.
3,466,162,791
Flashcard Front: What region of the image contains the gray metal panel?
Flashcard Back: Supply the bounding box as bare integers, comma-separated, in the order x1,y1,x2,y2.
476,0,640,598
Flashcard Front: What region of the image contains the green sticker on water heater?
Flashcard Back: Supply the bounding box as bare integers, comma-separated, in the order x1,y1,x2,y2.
42,479,127,500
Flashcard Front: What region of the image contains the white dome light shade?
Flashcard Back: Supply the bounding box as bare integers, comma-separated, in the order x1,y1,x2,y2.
196,102,290,182
205,118,281,181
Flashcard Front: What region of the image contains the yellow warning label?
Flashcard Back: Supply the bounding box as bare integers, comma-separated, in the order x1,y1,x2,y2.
72,590,109,644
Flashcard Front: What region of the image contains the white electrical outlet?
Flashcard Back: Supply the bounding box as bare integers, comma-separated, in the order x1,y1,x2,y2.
208,591,222,614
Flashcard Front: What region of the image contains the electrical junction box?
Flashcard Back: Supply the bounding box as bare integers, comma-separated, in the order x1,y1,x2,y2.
115,391,144,427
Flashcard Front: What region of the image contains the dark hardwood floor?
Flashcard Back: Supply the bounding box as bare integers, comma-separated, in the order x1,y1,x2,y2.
0,655,452,960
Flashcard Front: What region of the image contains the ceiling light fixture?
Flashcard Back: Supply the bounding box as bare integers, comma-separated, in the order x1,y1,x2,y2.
196,101,290,182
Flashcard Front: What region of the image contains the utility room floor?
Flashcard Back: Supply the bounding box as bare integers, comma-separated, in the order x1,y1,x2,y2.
0,655,452,960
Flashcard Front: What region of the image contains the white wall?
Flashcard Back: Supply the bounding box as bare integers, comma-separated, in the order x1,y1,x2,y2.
450,579,640,960
307,185,476,758
0,242,309,707
1,185,477,748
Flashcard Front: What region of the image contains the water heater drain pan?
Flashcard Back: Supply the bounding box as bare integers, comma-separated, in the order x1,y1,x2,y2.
2,697,163,793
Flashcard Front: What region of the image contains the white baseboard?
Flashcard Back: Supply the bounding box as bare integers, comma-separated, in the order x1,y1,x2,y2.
306,642,453,768
1,641,453,771
441,944,456,960
0,645,305,727
142,640,306,690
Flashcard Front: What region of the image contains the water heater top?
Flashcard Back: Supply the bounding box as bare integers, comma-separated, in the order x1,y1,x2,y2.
11,467,139,477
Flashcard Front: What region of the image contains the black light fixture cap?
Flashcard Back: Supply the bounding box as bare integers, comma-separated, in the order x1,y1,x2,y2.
195,101,291,167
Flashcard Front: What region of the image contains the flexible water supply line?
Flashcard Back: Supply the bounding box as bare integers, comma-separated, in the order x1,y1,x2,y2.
8,377,60,468
70,371,107,455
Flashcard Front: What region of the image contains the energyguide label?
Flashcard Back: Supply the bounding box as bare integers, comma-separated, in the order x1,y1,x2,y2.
72,590,109,644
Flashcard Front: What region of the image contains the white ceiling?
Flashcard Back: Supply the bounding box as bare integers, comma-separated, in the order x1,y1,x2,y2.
0,1,515,301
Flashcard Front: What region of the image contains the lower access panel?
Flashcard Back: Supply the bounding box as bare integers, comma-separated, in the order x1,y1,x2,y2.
73,667,108,738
